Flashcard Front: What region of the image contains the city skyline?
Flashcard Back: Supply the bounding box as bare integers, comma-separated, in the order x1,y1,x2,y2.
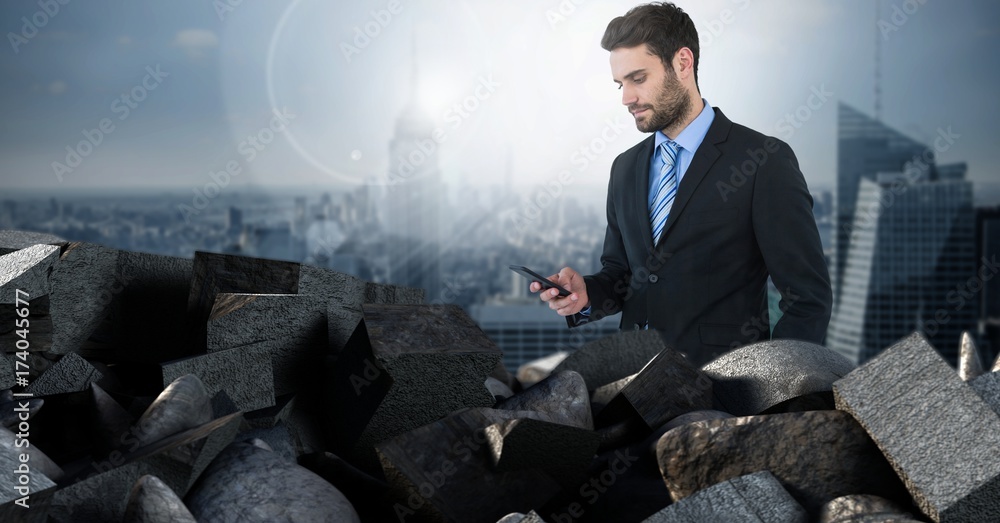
2,0,999,200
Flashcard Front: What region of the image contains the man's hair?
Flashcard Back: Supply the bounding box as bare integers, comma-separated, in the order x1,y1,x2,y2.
601,2,700,87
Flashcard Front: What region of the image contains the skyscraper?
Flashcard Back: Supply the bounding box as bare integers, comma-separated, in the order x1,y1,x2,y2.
827,106,977,364
832,103,929,300
977,206,1000,364
379,41,442,302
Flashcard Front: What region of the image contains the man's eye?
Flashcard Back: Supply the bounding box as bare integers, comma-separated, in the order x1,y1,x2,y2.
635,77,645,83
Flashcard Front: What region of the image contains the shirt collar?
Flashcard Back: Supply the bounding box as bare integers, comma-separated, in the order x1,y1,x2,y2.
654,98,714,153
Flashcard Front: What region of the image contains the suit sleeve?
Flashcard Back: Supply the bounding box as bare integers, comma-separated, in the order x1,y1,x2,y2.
751,140,833,343
566,156,633,328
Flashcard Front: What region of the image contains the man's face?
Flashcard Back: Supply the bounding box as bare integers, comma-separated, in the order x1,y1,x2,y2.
610,44,691,134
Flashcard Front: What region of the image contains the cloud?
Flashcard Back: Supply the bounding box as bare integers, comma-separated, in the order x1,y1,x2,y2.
118,35,132,46
172,29,219,56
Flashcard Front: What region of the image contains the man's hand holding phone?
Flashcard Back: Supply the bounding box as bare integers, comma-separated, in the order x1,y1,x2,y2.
529,267,589,317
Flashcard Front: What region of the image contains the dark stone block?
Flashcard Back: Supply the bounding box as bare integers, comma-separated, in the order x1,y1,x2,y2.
0,243,60,302
187,251,300,351
702,339,855,416
48,242,120,355
376,407,563,523
656,410,909,517
26,353,103,396
485,417,600,487
642,471,807,523
833,332,1000,522
161,344,275,413
326,304,500,467
554,330,667,391
206,293,326,396
297,264,366,354
185,441,361,522
597,346,712,430
245,393,295,429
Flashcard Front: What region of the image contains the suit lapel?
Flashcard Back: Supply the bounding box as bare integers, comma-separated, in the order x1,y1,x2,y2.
654,108,733,246
632,135,657,251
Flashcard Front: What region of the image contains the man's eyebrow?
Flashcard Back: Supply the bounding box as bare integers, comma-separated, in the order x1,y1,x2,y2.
613,68,647,84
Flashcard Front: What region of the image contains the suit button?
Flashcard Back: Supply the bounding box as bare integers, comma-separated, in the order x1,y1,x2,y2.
633,323,641,331
649,274,659,283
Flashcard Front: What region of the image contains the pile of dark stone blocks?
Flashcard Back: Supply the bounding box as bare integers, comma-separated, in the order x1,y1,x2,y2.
1,229,999,523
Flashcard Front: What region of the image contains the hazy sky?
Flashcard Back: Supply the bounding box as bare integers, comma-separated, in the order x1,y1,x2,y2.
2,0,998,198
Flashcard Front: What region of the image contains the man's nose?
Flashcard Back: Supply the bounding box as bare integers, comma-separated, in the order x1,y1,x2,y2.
621,85,637,106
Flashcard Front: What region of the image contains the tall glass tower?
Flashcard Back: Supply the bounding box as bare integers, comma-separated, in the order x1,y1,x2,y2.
827,106,976,363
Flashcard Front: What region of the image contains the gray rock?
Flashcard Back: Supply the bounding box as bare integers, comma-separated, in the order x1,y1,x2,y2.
326,304,500,468
516,351,569,388
702,339,855,416
134,412,243,496
656,410,909,516
244,393,295,429
497,511,547,523
0,243,60,303
958,331,984,382
26,352,103,395
645,410,734,457
161,343,275,412
554,329,667,390
497,370,593,430
133,374,212,447
48,242,120,355
363,280,425,305
0,230,65,255
833,332,1000,523
597,346,712,430
971,372,1000,417
122,475,197,523
820,494,921,523
486,377,515,401
642,471,807,523
206,292,327,396
185,441,361,522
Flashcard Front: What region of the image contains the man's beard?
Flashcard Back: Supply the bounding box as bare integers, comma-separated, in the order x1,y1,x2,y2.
630,68,691,133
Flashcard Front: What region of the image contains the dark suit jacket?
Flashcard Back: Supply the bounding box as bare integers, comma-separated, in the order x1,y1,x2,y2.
568,107,832,366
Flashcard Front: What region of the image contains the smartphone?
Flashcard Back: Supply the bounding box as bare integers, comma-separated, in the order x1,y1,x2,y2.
509,265,572,297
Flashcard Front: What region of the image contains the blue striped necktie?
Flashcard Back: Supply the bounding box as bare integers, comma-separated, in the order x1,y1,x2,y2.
650,140,680,244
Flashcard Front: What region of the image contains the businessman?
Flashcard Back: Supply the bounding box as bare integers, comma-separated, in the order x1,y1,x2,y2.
533,2,832,365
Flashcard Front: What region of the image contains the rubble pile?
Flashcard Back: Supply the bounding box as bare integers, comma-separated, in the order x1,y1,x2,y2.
0,230,998,523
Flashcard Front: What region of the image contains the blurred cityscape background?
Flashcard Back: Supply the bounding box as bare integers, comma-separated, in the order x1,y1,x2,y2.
2,0,998,369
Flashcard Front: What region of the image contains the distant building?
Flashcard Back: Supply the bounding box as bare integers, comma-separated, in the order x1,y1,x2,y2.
832,103,929,302
977,206,1000,365
827,159,976,364
470,303,620,370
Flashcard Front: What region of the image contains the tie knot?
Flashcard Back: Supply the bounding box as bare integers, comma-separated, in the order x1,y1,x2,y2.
659,140,679,167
